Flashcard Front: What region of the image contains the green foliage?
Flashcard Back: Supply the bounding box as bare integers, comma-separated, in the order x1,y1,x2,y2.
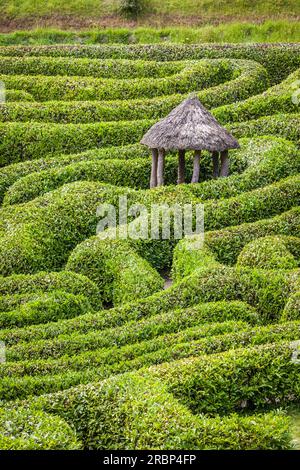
0,271,102,309
66,236,164,306
16,374,292,450
0,291,93,328
0,407,81,450
237,236,300,270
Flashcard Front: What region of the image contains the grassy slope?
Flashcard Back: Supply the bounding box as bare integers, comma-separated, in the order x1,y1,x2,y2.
0,1,298,32
0,0,299,19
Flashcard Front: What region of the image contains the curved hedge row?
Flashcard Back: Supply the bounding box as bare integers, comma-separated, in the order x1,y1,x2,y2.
0,60,269,123
0,44,298,83
0,59,239,102
204,207,300,266
0,56,183,79
0,271,101,309
237,236,300,270
1,302,259,362
3,155,193,204
5,375,291,450
0,291,93,328
0,300,258,348
66,236,164,306
7,136,295,205
0,112,298,167
0,266,297,350
0,407,81,450
2,321,300,401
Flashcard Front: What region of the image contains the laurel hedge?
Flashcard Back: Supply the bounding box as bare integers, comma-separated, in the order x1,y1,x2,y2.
66,236,164,306
0,267,296,349
204,207,300,266
0,44,298,83
236,236,300,270
0,291,93,328
0,407,81,450
2,321,300,401
0,271,101,309
0,59,236,102
0,60,269,123
0,56,183,79
6,375,291,450
4,136,297,206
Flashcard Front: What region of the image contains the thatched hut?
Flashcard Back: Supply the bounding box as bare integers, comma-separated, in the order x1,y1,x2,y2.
140,96,240,188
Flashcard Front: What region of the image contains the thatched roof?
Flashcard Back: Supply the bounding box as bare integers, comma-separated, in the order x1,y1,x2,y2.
141,96,240,152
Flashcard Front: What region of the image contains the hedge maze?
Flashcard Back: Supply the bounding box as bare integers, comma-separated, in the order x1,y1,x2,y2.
0,43,299,450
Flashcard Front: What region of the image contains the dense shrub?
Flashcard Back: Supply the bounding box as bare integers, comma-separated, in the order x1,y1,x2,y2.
0,266,296,348
204,207,300,266
0,59,236,101
0,56,182,79
66,236,164,306
281,292,300,322
0,60,269,123
5,136,298,206
0,291,93,328
0,300,258,348
17,374,292,450
2,321,300,400
0,44,298,83
145,342,300,414
0,271,101,309
0,407,81,450
237,236,300,270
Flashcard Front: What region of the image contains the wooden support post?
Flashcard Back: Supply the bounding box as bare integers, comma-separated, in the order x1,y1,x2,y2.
177,149,185,184
220,150,229,177
191,150,201,183
212,151,219,179
150,148,158,188
157,148,165,186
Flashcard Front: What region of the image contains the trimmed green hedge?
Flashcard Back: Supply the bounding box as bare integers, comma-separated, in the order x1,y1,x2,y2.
0,143,147,203
0,319,248,378
3,155,193,205
66,236,164,306
204,207,300,267
0,120,151,166
0,59,268,123
2,301,258,358
15,374,291,450
2,321,300,401
0,291,93,328
0,407,81,450
237,236,300,270
0,59,235,101
229,113,300,145
0,266,296,347
214,68,300,124
4,136,297,206
4,89,35,102
0,271,101,309
281,292,300,322
0,44,298,83
0,300,258,348
144,341,300,414
0,56,183,79
0,175,298,276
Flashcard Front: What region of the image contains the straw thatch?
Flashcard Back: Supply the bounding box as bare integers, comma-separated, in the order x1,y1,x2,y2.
141,96,240,152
